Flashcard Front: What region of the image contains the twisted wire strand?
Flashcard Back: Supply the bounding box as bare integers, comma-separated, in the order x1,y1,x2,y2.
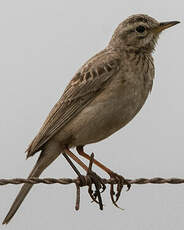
0,177,184,186
1,153,183,212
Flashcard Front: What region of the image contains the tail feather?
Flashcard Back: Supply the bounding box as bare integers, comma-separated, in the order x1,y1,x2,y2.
2,148,60,224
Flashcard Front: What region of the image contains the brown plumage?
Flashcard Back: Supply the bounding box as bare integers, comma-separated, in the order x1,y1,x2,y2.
26,50,120,157
3,14,180,224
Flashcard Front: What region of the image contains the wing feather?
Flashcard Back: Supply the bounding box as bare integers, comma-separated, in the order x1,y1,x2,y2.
26,49,120,157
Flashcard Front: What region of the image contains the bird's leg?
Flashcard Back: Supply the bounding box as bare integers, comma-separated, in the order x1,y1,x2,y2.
62,150,87,186
77,146,115,174
63,146,106,207
76,146,131,206
63,146,88,171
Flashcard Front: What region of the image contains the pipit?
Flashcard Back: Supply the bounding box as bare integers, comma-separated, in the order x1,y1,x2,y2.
3,14,180,224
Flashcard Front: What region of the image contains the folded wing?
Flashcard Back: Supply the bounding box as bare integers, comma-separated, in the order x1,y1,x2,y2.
26,49,120,157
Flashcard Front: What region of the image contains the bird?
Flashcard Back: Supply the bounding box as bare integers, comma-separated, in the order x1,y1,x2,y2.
3,14,180,224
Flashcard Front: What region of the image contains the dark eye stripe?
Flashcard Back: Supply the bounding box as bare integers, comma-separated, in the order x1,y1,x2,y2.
128,29,135,33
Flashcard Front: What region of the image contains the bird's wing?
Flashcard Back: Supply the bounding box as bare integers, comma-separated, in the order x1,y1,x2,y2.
26,49,120,157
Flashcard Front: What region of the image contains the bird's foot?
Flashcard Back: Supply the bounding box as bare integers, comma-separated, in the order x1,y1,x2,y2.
85,153,106,210
109,172,131,208
76,153,106,209
87,170,106,210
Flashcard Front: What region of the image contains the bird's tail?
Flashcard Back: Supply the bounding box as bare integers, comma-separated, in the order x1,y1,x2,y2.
2,147,61,225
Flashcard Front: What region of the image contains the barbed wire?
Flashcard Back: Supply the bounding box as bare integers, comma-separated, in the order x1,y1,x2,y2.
1,176,184,211
1,154,184,211
0,177,184,186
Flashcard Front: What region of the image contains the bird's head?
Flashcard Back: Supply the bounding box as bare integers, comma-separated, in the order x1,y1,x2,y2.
109,14,180,53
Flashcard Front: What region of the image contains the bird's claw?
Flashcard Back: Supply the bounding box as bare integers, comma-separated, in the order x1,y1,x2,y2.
109,172,131,207
87,171,106,210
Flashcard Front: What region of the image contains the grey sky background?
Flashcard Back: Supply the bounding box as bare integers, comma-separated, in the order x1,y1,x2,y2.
0,0,183,229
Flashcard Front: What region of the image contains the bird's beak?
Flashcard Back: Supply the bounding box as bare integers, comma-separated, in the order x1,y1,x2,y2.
152,21,180,34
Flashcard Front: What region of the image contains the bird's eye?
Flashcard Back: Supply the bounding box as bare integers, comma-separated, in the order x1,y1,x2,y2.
136,25,145,33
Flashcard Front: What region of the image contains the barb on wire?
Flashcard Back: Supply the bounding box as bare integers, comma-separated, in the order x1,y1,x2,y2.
1,153,184,211
1,177,184,186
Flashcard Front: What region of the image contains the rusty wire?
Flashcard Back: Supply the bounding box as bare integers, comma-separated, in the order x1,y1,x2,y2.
0,175,184,210
1,176,184,211
1,176,184,210
1,153,184,210
0,177,184,186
